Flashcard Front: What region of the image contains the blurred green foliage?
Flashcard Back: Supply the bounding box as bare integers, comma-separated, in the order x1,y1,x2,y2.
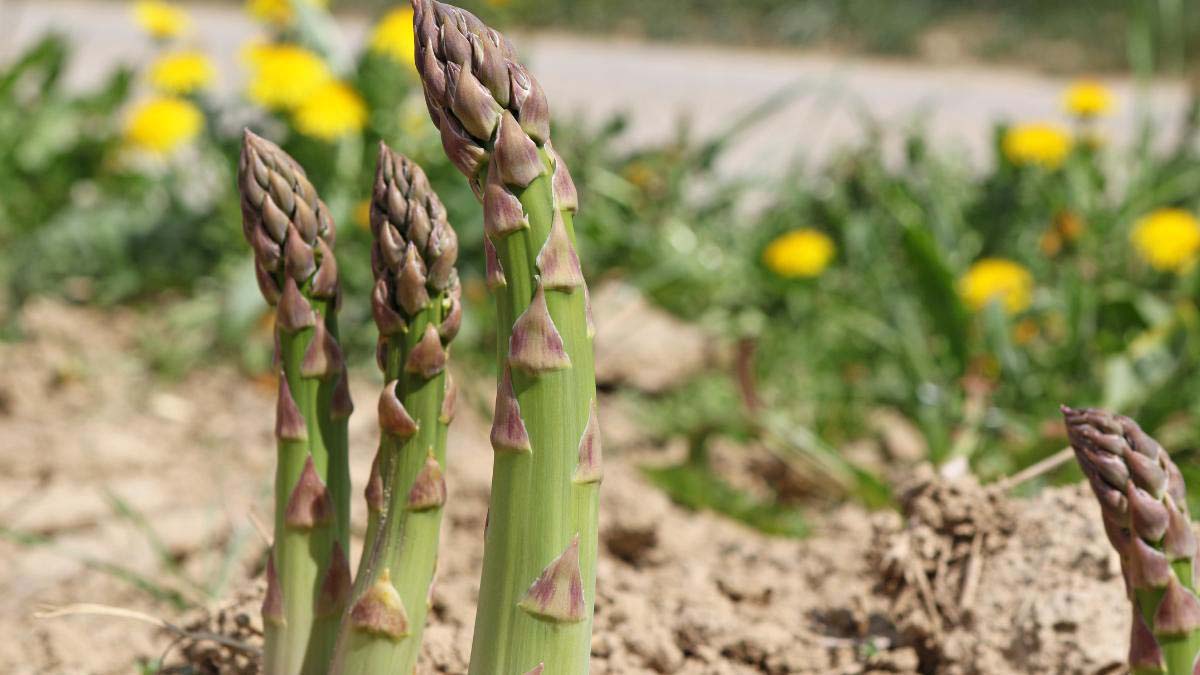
5,0,1200,531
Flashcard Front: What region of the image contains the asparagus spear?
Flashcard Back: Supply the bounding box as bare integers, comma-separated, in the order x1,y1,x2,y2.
412,2,601,672
238,130,353,675
328,144,461,674
1062,407,1200,675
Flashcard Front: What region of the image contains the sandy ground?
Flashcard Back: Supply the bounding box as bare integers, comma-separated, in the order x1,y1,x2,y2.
0,0,1191,176
0,298,1140,674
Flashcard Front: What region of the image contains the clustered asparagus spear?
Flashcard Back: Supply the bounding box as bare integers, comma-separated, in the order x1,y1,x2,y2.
238,131,354,675
329,144,461,674
413,2,602,672
1063,407,1200,675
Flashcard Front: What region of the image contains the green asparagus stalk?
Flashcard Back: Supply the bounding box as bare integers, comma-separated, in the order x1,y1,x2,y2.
328,144,461,674
413,2,602,672
238,130,353,675
1062,407,1200,675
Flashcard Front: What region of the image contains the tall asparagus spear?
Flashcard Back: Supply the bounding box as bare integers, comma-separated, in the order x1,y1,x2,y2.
1062,407,1200,675
412,2,601,672
238,131,353,675
328,144,461,674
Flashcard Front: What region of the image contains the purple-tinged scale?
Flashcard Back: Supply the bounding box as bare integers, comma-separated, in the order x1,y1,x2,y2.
407,454,448,511
484,160,529,238
1129,606,1166,671
485,237,507,290
349,569,411,640
371,279,407,336
1127,480,1169,543
365,450,386,514
536,210,584,291
397,243,432,316
1130,534,1172,590
316,542,352,617
275,374,308,442
489,367,531,453
261,553,285,626
284,456,333,529
378,380,420,439
440,372,459,425
1153,575,1200,636
440,291,463,343
276,277,316,333
301,320,343,380
508,281,572,374
448,64,502,141
494,110,544,189
284,224,316,282
255,261,281,306
310,238,339,298
293,197,319,244
548,142,579,212
1164,496,1198,561
517,535,587,623
573,400,603,484
331,367,354,420
406,324,449,379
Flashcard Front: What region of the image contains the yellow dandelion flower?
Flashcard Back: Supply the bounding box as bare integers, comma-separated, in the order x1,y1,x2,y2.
1131,209,1200,272
247,0,328,25
244,43,331,110
125,96,204,154
149,51,216,95
1002,123,1072,169
293,81,367,141
959,258,1034,314
133,0,190,40
1063,80,1114,119
763,229,836,279
370,7,417,68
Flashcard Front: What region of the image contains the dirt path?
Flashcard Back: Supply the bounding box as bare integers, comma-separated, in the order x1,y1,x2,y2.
2,0,1190,176
0,299,1136,674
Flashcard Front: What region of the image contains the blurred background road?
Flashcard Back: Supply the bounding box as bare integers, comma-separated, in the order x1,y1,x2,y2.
2,0,1189,175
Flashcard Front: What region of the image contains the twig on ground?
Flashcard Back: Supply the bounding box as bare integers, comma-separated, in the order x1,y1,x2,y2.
34,603,261,657
246,509,271,546
959,532,984,610
994,447,1073,492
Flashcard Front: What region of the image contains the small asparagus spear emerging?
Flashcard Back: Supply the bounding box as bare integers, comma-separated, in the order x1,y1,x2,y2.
329,145,460,674
239,130,353,675
413,2,601,672
1062,407,1200,675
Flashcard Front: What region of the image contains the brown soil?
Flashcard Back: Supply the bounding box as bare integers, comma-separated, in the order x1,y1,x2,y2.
1,300,1132,674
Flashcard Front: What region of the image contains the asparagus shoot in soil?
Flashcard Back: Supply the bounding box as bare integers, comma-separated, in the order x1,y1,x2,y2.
238,131,353,675
329,145,461,674
413,1,602,671
1063,406,1200,675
